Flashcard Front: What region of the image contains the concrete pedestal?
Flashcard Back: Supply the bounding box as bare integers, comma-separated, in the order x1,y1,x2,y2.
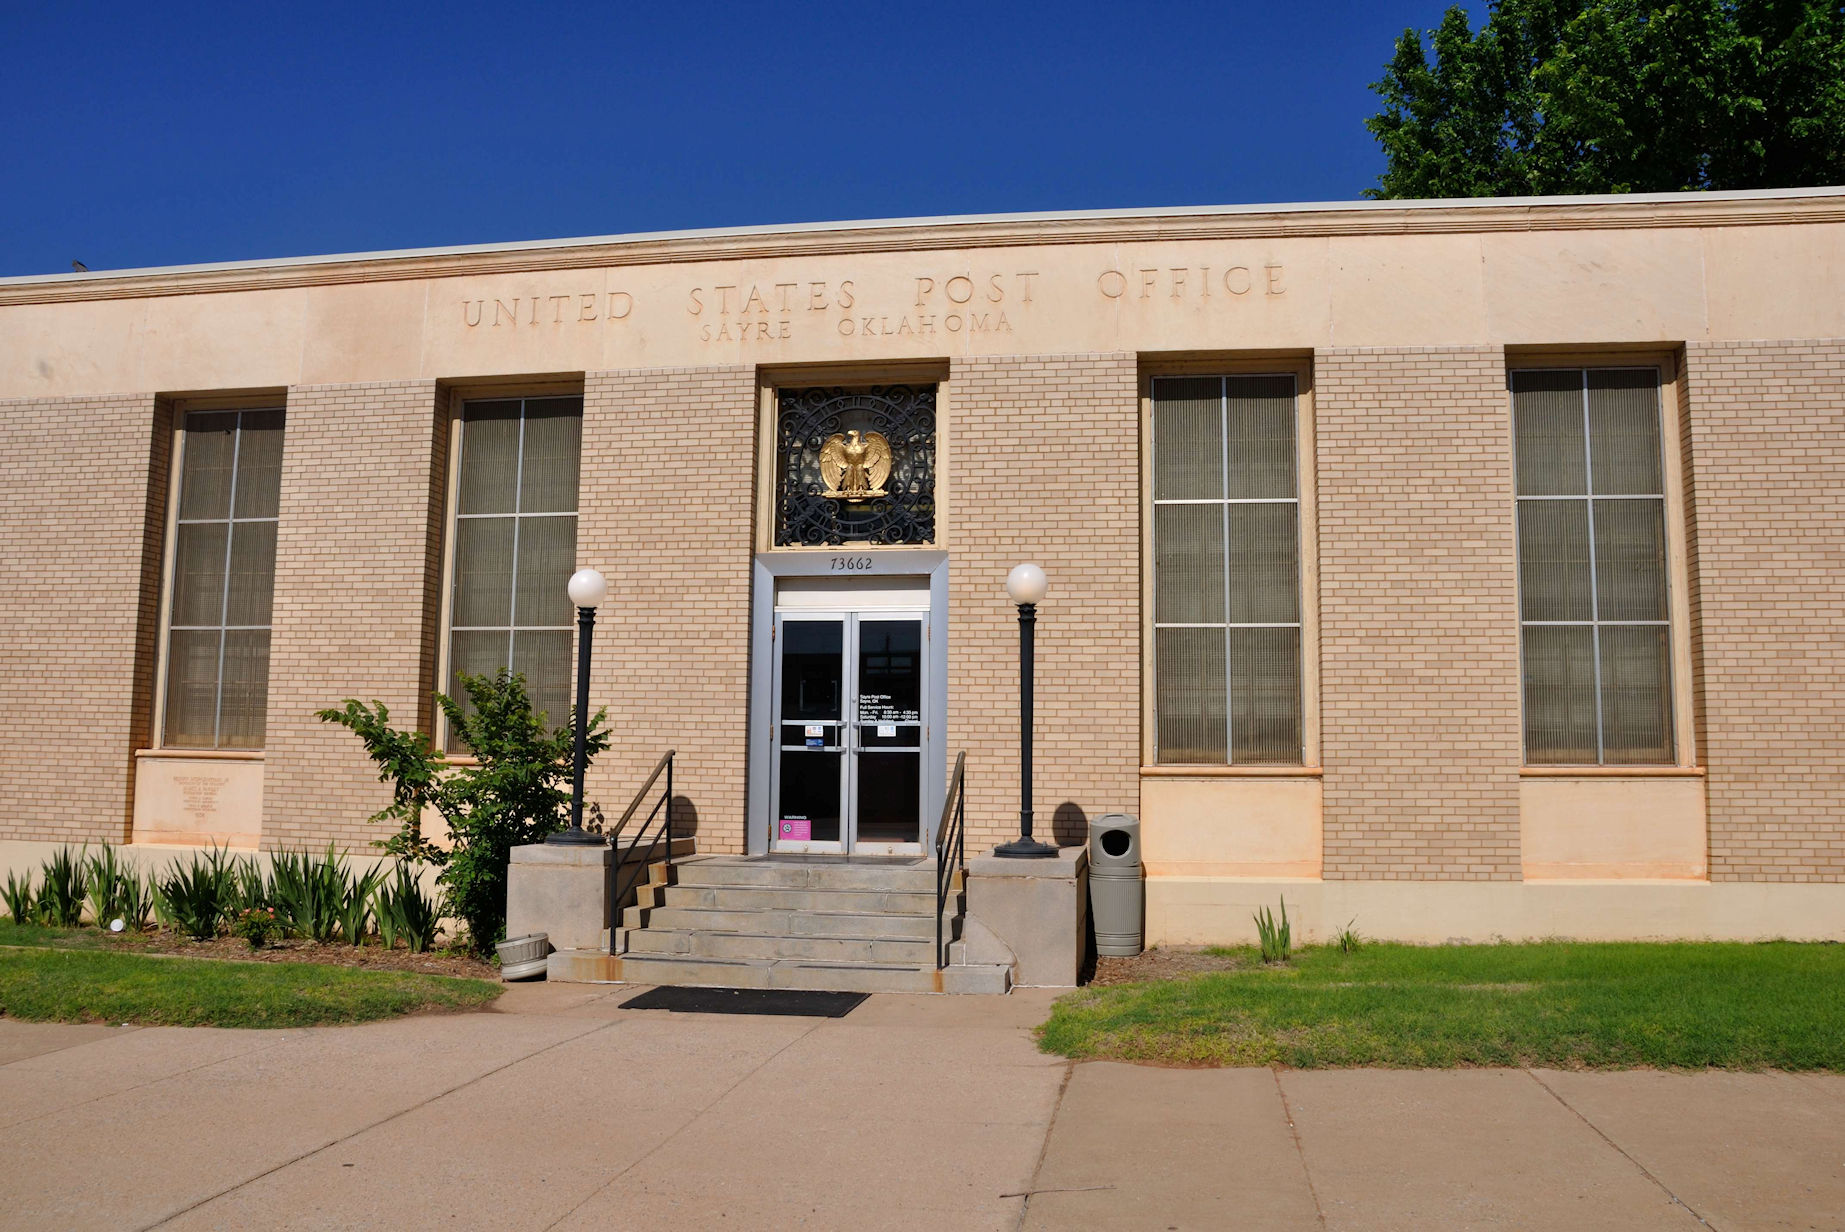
506,837,694,982
962,845,1089,987
507,843,612,953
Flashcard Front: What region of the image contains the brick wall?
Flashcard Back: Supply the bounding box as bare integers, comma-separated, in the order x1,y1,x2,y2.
10,344,1839,893
0,394,168,843
1315,347,1523,880
946,353,1141,852
579,366,757,853
260,381,446,851
1685,340,1845,881
1674,364,1709,768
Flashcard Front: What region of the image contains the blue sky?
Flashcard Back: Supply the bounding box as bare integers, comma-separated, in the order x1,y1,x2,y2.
2,1,1487,277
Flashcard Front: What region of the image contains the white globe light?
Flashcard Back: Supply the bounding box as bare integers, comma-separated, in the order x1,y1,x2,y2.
1005,563,1048,605
567,568,609,608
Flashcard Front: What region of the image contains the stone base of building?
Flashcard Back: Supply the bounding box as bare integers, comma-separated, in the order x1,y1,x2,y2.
8,839,1841,953
1148,877,1845,946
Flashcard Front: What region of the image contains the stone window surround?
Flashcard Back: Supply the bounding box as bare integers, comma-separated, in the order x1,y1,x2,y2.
432,378,586,755
1504,347,1700,774
1138,354,1321,773
149,391,288,755
752,360,952,557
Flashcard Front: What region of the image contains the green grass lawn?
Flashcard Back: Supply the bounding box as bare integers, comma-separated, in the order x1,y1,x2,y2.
1039,941,1845,1070
0,923,501,1028
0,920,107,949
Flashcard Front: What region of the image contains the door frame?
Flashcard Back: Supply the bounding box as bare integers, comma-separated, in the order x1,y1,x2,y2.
747,551,948,856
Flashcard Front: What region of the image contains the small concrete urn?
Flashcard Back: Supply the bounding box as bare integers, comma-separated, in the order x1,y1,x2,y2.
496,932,551,981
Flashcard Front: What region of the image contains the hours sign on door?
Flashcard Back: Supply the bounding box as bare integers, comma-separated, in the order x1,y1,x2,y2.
858,691,919,723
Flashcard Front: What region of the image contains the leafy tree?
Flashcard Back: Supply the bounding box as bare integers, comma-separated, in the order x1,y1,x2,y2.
319,671,609,955
1367,0,1845,198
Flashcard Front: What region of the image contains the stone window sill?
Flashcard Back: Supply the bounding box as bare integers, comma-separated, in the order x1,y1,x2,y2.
136,748,264,761
1519,765,1704,777
1141,765,1322,778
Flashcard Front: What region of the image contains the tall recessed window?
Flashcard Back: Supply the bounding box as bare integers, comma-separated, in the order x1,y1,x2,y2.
1151,376,1303,764
162,408,285,749
1514,368,1674,764
445,396,582,747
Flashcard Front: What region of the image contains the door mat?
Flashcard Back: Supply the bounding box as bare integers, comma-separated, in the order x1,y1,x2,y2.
618,986,868,1017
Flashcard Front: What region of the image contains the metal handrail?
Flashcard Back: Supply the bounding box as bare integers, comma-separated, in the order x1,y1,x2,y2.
934,751,967,969
608,750,675,955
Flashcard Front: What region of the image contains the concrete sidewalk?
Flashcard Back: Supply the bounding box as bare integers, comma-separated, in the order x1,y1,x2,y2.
3,986,1842,1231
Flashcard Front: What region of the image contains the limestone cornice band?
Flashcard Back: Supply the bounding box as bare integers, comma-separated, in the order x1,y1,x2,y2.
4,189,1845,306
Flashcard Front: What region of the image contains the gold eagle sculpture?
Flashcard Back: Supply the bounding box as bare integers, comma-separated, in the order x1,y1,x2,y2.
819,429,892,500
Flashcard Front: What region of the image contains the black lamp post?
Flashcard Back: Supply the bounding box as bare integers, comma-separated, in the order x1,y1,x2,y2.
995,563,1058,858
547,567,609,846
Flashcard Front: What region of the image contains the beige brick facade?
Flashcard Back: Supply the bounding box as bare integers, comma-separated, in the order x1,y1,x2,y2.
1684,340,1845,882
6,195,1845,936
1674,365,1708,770
0,394,168,844
579,366,757,853
1315,347,1524,880
260,381,447,852
946,353,1142,852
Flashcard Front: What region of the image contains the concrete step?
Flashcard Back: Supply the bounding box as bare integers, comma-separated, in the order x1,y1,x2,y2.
618,954,773,989
616,952,1010,995
662,883,943,915
609,856,997,995
624,904,955,941
673,857,944,893
768,960,1002,995
625,927,937,965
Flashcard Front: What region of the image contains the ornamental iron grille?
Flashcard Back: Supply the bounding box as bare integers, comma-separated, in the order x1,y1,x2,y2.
774,385,937,546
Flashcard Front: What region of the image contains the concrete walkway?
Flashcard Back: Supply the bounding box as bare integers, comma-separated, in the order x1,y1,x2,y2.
1,987,1840,1231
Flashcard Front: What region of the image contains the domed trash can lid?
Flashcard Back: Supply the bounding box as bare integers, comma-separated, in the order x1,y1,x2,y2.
1088,813,1141,868
496,932,551,981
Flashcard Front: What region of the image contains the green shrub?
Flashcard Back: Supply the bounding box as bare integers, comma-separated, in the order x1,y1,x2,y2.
1254,898,1292,964
84,846,135,928
374,862,441,953
271,846,347,943
38,846,89,927
320,670,608,955
3,869,37,924
229,856,272,916
119,870,154,932
154,847,235,941
1336,919,1363,954
339,863,387,947
231,906,281,950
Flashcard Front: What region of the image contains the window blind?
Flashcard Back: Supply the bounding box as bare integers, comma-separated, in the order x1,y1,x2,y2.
1514,368,1674,764
1151,376,1302,764
163,408,285,749
446,396,582,748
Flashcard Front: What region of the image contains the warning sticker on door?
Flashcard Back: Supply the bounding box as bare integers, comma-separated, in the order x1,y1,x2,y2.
877,724,897,738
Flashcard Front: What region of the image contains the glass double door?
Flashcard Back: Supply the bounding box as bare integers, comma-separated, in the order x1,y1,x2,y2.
773,611,926,854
